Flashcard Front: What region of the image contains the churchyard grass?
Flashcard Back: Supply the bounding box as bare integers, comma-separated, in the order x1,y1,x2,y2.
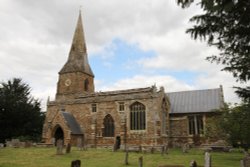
0,147,244,167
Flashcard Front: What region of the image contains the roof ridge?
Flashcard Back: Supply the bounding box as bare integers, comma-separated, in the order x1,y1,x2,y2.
166,87,220,94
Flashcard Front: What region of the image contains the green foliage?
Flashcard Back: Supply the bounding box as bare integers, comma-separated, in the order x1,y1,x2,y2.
0,78,45,143
177,0,250,102
220,103,250,150
204,113,227,141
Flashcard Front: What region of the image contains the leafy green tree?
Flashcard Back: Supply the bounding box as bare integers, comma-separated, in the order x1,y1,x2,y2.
221,103,250,150
177,0,250,102
0,78,45,143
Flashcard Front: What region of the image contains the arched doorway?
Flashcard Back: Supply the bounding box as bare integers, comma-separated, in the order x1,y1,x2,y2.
54,126,64,146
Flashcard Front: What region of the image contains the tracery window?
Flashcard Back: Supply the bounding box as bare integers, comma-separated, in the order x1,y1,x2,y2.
130,102,146,130
188,115,204,135
103,114,115,137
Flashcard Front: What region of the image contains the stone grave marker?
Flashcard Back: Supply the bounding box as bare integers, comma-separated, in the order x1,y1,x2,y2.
124,149,129,165
204,152,211,167
139,156,143,167
190,160,197,167
241,156,250,167
164,145,169,154
66,143,71,153
56,139,63,155
71,160,81,167
182,143,188,153
158,165,184,167
11,139,20,148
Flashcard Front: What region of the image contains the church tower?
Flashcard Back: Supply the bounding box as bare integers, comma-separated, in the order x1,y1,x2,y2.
56,11,94,100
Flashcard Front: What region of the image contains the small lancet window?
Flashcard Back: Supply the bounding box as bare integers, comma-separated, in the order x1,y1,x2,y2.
119,102,125,112
84,79,89,91
92,103,97,112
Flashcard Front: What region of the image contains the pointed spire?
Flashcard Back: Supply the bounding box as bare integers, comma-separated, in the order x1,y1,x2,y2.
59,10,94,76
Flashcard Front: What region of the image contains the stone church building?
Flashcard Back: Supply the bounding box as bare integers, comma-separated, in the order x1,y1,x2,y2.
42,12,224,149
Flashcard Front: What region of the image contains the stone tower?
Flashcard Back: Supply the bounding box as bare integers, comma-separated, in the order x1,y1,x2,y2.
56,11,94,100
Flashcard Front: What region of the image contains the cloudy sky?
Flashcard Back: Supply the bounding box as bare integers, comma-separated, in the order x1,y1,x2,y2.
0,0,244,110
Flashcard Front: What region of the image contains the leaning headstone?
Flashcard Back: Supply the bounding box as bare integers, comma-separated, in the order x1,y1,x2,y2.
66,143,71,153
124,150,129,165
161,145,165,156
190,160,197,167
150,147,154,154
182,143,188,153
77,138,83,150
241,156,250,167
204,152,211,167
56,139,63,155
139,156,143,167
71,160,81,167
164,145,169,154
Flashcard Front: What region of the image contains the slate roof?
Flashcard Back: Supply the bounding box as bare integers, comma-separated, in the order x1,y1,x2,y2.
166,87,224,114
62,111,83,134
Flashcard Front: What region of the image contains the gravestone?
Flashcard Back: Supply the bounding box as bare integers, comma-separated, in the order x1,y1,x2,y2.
150,147,154,154
190,160,197,167
161,145,165,155
241,156,250,167
51,138,55,145
204,152,211,167
56,139,63,155
77,138,83,150
158,165,184,167
124,150,129,165
66,143,71,153
182,143,188,153
71,160,81,167
139,156,143,167
11,139,20,148
24,141,32,148
164,145,169,154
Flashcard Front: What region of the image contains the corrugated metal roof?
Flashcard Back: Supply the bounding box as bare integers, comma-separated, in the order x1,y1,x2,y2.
166,88,223,114
62,111,83,134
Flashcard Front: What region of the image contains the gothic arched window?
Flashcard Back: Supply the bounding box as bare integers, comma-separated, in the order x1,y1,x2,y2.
103,114,115,137
130,102,146,130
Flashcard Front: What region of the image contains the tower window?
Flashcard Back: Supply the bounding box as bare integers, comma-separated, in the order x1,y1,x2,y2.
92,104,97,112
188,115,204,135
84,79,89,91
118,102,125,111
130,102,146,130
103,114,115,137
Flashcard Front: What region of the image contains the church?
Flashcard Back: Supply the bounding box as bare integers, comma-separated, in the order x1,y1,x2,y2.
42,11,224,149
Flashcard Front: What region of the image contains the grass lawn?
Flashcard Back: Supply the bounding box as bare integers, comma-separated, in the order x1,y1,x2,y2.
0,147,244,167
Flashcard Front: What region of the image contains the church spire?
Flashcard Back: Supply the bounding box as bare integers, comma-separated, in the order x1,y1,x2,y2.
59,10,94,77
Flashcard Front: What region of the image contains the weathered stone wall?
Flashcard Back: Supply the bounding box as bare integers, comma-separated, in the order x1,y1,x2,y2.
43,87,169,147
56,72,94,100
169,116,189,147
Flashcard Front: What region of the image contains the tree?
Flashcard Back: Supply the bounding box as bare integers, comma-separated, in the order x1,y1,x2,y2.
0,78,45,143
177,0,250,102
220,103,250,151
